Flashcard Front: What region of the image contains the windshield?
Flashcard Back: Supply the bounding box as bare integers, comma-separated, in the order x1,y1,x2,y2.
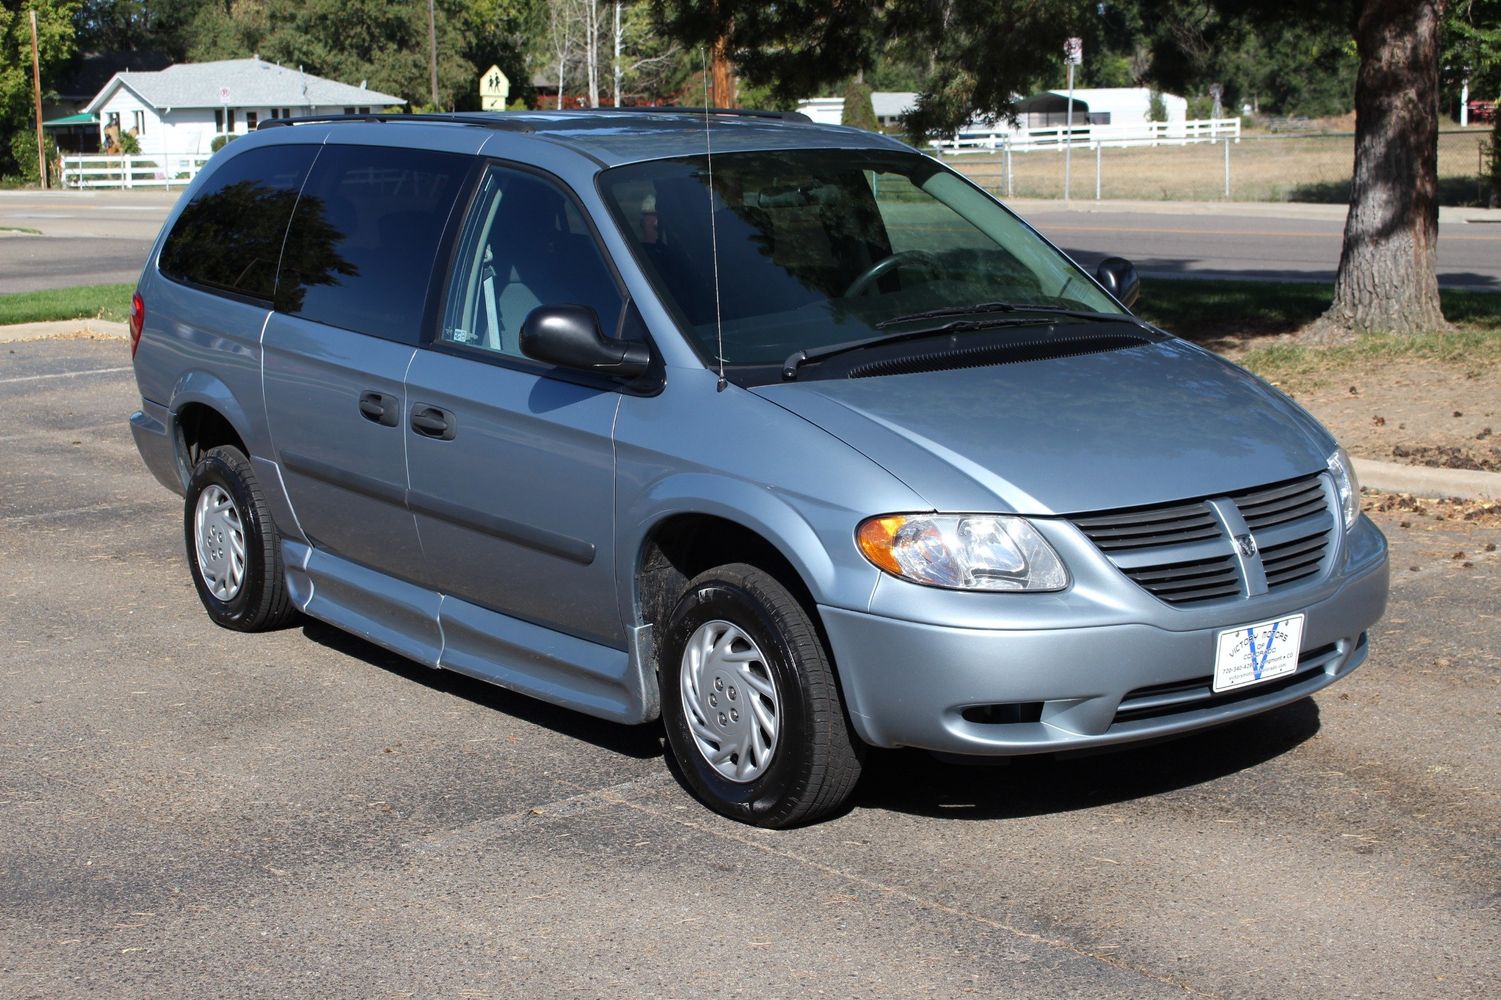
597,149,1125,368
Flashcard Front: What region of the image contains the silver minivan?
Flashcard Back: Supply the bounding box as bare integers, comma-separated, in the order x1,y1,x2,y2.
129,110,1388,826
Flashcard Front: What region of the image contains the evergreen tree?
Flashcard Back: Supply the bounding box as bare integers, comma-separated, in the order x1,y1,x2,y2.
840,78,877,131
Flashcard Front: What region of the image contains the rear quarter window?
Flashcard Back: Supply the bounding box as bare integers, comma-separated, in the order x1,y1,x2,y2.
158,144,318,301
274,145,471,344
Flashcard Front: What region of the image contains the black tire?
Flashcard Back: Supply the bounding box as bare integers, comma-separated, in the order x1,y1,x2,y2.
660,563,863,828
183,445,298,632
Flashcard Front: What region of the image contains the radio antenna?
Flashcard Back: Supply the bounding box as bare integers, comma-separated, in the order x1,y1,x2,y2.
703,53,727,392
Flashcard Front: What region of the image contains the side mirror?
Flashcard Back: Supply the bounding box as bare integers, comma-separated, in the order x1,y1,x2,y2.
1095,257,1141,310
520,305,651,378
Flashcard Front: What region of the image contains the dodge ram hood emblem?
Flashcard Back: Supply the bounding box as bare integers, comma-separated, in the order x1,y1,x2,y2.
1235,533,1258,558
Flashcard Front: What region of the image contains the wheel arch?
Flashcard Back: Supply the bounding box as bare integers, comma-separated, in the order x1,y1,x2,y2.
635,512,822,639
168,371,258,488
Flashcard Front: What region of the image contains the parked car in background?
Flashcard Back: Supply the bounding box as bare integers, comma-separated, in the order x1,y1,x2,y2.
128,109,1388,826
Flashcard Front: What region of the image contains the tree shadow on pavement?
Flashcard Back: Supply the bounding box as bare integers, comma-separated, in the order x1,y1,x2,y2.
853,698,1321,821
299,619,666,761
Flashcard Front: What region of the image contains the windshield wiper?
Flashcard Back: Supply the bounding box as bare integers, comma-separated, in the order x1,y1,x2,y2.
782,316,1059,381
875,301,1127,330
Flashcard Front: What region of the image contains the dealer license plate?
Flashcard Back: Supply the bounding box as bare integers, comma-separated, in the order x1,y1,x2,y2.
1213,614,1305,693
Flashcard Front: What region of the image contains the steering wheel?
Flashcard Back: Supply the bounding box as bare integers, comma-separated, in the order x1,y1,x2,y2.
844,249,942,298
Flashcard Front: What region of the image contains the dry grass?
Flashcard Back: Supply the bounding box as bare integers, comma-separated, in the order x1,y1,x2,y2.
944,129,1493,204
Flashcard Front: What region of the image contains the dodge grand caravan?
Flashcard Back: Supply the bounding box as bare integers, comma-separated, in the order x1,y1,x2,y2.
128,109,1388,827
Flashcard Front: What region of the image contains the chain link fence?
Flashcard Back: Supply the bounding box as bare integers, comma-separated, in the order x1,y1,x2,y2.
939,129,1494,206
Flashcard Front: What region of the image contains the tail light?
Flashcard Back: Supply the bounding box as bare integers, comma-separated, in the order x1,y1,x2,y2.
129,291,144,357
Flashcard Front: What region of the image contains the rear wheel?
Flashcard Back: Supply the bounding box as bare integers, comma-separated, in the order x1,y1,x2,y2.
183,445,298,632
660,563,863,827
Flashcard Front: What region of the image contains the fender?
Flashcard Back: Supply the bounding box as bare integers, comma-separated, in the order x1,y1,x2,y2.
168,368,304,541
616,471,894,629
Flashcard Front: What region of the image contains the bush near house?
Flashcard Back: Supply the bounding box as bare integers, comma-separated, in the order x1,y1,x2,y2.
9,132,61,186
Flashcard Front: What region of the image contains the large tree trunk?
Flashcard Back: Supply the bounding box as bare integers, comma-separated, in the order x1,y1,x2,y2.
1320,0,1446,337
710,32,735,107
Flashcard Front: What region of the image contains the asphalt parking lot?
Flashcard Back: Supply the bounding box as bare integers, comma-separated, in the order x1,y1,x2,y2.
2,338,1499,999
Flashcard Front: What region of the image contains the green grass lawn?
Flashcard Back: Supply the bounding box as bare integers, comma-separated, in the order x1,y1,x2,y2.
1137,278,1501,381
0,283,135,325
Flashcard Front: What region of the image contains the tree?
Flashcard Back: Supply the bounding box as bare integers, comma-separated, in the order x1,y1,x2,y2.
840,77,877,131
1318,0,1446,336
257,0,475,111
544,0,581,108
652,0,1453,338
183,1,269,63
611,1,687,106
0,0,82,178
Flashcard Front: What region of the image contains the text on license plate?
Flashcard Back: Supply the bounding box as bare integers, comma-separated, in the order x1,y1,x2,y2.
1213,614,1306,693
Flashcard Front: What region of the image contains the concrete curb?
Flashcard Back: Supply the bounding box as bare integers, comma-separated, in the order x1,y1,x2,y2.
0,319,129,343
1352,456,1501,501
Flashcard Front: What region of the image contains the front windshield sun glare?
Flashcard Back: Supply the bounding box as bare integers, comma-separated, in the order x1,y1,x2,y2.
598,149,1123,376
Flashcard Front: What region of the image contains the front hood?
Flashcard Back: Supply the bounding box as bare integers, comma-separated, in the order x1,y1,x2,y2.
751,339,1334,515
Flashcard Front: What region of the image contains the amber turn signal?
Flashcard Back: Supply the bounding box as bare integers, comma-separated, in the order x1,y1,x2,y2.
856,515,908,577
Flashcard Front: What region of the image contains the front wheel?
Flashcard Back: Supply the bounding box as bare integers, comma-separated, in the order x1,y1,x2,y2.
660,564,863,827
183,445,298,632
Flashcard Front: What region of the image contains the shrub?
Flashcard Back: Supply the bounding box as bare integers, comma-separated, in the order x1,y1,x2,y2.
118,131,142,155
1148,90,1168,123
10,131,61,185
841,79,879,132
210,133,235,153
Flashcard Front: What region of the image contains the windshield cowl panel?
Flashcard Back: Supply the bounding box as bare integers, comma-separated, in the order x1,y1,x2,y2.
597,149,1126,386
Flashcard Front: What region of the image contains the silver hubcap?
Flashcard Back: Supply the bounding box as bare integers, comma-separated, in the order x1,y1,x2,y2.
194,485,246,601
680,620,781,783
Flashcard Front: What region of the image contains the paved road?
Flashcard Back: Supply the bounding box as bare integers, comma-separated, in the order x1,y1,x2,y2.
0,190,177,293
3,190,1500,295
3,338,1499,998
1012,202,1501,291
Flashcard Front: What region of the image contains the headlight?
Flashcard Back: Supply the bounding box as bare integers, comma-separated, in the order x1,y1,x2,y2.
856,514,1069,592
1326,448,1360,531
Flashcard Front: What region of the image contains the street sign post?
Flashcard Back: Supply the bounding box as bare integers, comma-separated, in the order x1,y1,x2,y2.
1064,37,1082,203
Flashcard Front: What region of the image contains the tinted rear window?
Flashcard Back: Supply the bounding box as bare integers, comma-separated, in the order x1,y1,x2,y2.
159,144,317,300
274,145,470,343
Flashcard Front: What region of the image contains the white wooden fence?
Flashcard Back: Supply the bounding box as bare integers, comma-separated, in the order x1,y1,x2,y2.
930,117,1242,154
61,153,213,190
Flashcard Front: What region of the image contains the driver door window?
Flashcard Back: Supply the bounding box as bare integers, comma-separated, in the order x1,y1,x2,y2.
441,165,623,359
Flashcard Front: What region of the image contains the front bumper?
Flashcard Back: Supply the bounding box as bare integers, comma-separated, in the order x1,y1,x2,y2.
822,523,1388,755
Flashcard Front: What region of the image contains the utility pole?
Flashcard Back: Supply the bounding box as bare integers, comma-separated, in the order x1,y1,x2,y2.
30,9,47,189
426,0,439,110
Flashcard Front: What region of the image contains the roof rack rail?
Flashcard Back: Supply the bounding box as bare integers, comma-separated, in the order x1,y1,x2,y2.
607,105,812,123
259,112,534,133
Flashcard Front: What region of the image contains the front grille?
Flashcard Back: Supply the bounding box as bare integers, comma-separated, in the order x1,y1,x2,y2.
1068,472,1334,606
1122,554,1241,604
1261,528,1329,588
1231,476,1328,532
1071,500,1221,552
